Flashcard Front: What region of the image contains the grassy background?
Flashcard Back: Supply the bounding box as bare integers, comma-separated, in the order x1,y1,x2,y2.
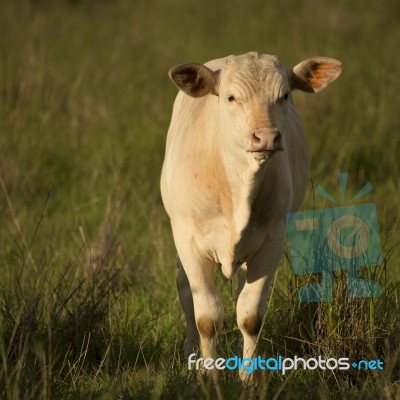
1,0,399,398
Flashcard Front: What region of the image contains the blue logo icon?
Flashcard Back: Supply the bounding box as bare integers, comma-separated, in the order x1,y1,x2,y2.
286,173,382,302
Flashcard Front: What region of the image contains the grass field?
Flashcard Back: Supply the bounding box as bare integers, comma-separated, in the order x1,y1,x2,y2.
1,0,399,398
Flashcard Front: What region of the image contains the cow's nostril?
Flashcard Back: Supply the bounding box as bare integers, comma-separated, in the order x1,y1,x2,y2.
273,131,282,144
252,132,261,143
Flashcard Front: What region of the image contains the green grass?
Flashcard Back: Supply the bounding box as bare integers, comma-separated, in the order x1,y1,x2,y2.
1,0,399,398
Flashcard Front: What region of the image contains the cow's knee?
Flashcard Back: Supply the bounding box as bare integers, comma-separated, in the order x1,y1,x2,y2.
239,315,263,337
196,316,222,339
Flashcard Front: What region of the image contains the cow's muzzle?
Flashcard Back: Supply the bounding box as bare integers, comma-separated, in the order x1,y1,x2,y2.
248,128,284,153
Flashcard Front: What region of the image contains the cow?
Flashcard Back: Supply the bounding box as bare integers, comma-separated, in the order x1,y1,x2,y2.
160,51,342,380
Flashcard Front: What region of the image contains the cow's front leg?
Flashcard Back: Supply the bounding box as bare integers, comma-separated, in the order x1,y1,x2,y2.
176,243,223,365
190,259,223,362
236,226,286,382
236,274,269,382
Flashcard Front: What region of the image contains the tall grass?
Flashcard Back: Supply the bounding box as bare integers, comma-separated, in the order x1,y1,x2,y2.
1,0,399,398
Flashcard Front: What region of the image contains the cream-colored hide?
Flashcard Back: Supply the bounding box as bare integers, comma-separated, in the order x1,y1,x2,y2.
161,52,342,381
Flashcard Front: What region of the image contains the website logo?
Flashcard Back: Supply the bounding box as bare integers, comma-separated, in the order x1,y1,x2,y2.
286,173,382,302
188,354,384,375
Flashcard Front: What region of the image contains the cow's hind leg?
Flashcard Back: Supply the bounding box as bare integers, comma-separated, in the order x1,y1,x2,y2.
176,257,199,356
235,266,247,351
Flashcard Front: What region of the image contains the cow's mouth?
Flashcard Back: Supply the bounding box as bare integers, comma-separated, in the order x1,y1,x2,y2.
249,149,281,159
251,149,277,154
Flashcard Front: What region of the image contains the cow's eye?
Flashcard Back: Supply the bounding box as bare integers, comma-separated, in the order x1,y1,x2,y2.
277,92,289,103
227,95,236,102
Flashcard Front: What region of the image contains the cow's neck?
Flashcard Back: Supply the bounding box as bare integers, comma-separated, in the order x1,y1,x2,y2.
219,142,271,238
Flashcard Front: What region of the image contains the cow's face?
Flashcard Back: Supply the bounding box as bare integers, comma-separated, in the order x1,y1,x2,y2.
218,54,289,161
169,52,342,162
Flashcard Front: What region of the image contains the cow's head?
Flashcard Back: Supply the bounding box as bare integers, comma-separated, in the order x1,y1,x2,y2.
169,52,342,162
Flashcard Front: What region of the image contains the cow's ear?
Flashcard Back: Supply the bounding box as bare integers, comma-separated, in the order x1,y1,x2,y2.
169,63,220,98
290,57,342,93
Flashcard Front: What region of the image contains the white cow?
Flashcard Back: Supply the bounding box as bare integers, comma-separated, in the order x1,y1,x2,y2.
161,51,342,379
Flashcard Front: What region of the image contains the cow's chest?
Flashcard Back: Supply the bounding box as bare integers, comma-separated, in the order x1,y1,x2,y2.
194,201,283,278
